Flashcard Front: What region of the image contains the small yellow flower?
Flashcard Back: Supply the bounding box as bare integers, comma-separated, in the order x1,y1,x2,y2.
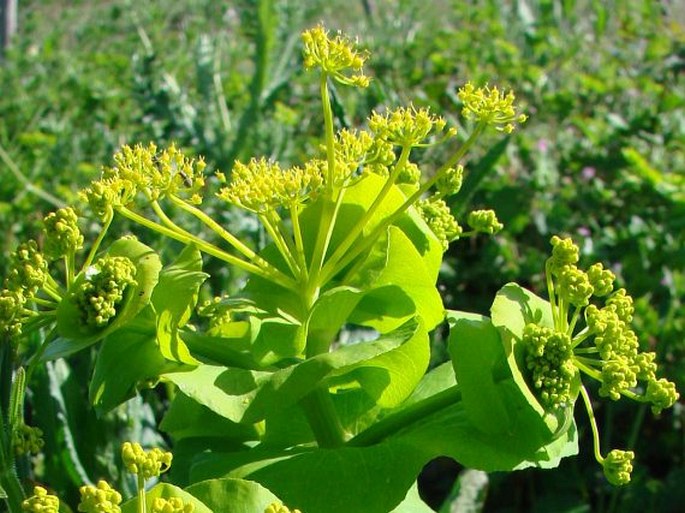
218,158,323,212
302,25,370,87
151,497,194,513
78,480,123,513
369,105,453,147
121,442,172,479
457,82,527,132
22,486,59,513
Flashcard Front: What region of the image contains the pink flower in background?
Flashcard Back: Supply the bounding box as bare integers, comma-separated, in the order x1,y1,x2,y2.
581,166,596,180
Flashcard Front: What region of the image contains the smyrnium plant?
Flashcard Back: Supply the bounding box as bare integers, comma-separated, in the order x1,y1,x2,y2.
0,24,678,513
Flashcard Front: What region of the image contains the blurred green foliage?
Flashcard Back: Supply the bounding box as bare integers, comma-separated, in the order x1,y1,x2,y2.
1,0,683,511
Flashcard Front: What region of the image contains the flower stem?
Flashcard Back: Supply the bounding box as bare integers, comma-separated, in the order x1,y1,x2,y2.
137,474,147,513
321,145,411,279
321,73,336,189
167,194,259,261
580,385,605,464
116,206,296,290
321,124,485,284
83,208,113,269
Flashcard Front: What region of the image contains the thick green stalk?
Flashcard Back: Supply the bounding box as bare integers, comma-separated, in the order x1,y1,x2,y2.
300,388,347,448
348,385,462,447
290,204,307,276
321,73,336,189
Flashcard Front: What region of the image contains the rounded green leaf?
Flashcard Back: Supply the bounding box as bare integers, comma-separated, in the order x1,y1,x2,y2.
186,478,281,513
121,483,212,513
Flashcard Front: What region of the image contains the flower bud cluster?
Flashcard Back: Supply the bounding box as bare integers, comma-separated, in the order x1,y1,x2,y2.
302,25,370,87
522,324,576,409
6,241,48,296
74,256,137,327
436,166,464,197
520,236,680,485
121,442,172,480
151,497,194,513
602,449,634,486
218,158,324,213
0,288,27,337
416,198,462,251
12,423,44,456
22,486,59,513
457,82,527,133
77,480,122,513
42,207,84,260
80,144,206,217
466,210,504,235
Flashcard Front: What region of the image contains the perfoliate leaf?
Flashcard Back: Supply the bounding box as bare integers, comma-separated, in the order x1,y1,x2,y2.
53,238,162,354
447,309,578,468
185,478,281,513
489,283,579,435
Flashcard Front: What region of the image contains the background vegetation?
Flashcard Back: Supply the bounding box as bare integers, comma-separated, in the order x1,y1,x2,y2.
1,0,683,511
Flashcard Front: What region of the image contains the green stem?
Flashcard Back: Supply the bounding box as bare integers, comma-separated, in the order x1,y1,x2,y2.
300,388,347,448
64,251,74,288
40,283,62,303
259,211,300,279
167,194,259,261
137,474,147,513
83,208,113,269
580,385,605,464
321,145,412,280
321,73,336,189
290,204,307,276
572,327,591,348
116,206,296,290
545,262,559,329
30,297,57,309
307,189,346,296
321,124,486,284
348,385,462,447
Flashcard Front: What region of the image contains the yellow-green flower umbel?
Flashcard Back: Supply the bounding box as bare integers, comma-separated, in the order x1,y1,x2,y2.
458,82,527,133
150,497,194,513
22,486,59,513
77,480,123,513
302,25,370,87
74,255,137,327
520,236,679,485
121,442,172,480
